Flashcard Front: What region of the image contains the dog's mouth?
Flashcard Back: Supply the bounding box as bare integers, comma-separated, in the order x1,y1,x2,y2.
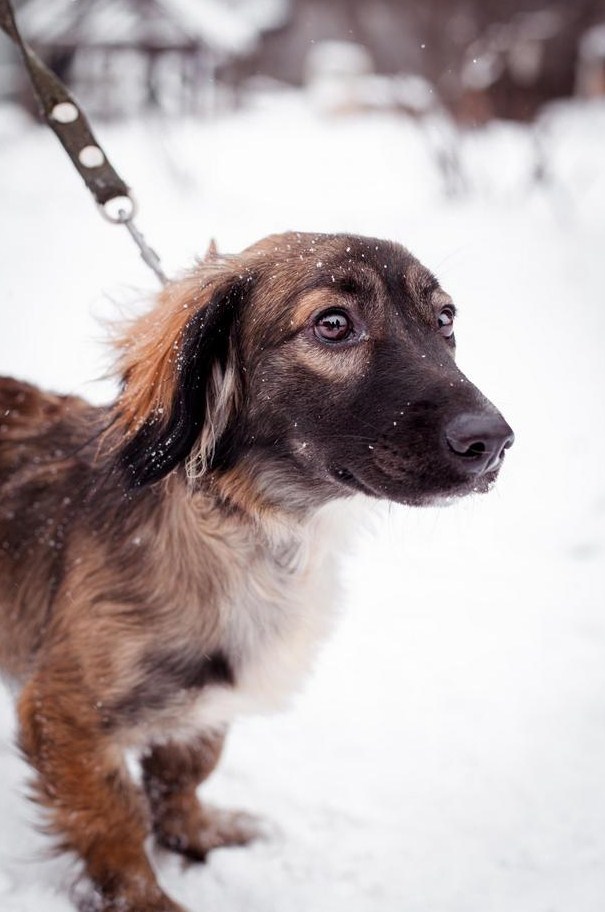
328,460,502,506
329,465,378,497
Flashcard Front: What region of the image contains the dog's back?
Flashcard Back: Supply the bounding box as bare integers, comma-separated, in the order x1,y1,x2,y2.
0,377,97,678
0,376,84,472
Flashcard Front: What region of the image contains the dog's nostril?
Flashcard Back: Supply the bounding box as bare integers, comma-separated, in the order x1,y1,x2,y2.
447,431,488,459
498,437,514,461
465,441,486,457
445,413,514,474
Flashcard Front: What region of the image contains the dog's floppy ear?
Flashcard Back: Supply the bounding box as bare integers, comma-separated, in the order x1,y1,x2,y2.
113,269,251,487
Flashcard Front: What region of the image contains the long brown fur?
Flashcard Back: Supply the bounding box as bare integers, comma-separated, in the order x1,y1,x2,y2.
0,232,513,912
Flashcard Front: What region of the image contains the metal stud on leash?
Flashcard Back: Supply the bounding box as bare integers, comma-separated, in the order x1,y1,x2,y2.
0,0,169,288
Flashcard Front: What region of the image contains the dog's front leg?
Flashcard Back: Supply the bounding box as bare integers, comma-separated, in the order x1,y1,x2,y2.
142,732,261,862
18,673,184,912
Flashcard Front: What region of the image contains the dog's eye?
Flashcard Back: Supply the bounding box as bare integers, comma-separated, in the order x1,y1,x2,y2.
314,310,354,343
437,307,455,338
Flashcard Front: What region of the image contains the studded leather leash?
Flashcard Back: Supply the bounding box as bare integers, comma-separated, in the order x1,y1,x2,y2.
0,0,168,285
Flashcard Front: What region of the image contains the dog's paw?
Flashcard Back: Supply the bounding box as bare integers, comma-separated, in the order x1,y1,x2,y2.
78,885,186,912
156,804,267,862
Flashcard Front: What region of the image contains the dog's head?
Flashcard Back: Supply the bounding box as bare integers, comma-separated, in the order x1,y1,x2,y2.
113,232,513,511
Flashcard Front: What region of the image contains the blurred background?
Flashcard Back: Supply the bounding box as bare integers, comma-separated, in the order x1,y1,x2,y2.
1,2,605,912
4,0,605,123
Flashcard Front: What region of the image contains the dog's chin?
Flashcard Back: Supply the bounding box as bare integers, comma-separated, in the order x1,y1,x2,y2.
406,470,500,507
327,464,501,508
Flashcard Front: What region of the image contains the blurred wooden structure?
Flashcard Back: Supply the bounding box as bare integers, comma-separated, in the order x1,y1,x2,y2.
8,0,269,118
576,23,605,97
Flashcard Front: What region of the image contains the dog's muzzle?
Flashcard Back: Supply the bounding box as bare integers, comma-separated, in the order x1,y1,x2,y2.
444,412,515,476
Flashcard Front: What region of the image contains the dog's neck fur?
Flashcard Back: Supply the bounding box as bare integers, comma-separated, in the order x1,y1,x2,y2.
111,471,352,745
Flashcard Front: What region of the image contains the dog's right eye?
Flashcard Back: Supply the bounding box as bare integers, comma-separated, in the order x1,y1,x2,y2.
314,310,354,343
437,307,455,338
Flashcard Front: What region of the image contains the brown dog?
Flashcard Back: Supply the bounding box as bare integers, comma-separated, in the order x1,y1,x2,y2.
0,232,513,911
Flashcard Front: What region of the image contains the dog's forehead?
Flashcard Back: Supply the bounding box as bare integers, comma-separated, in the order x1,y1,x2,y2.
244,232,440,319
246,231,414,273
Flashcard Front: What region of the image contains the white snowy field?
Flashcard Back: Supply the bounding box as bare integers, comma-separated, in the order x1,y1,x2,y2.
1,92,605,912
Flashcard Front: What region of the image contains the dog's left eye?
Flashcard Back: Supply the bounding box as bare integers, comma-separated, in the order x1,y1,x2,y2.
314,310,354,343
437,307,455,338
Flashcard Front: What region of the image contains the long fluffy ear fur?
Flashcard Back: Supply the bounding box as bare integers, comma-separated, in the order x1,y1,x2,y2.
112,269,250,487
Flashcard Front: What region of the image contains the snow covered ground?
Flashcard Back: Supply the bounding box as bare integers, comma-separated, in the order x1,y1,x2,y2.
1,92,604,911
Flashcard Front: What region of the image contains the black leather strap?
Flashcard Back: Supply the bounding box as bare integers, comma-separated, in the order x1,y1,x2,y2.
0,0,131,206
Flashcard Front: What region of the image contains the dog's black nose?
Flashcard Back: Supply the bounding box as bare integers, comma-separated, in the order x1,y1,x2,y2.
445,412,514,475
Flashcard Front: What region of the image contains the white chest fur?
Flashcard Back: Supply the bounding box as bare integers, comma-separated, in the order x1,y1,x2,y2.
186,500,351,729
